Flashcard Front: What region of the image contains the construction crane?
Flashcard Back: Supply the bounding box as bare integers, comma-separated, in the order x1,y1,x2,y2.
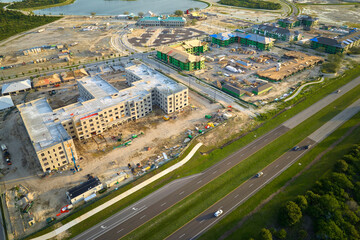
69,147,79,173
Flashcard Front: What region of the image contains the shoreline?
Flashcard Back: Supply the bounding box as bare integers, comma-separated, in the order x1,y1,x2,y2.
15,0,76,12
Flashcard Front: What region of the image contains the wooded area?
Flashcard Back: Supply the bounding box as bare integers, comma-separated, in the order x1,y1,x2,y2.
0,9,61,41
8,0,68,9
255,143,360,240
219,0,281,10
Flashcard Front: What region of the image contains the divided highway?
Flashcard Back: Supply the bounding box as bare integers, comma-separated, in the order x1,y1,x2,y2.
73,76,360,240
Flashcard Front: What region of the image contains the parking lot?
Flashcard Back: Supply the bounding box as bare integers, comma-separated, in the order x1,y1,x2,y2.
128,27,206,47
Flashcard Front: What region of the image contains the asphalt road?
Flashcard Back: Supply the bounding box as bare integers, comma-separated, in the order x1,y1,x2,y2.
168,138,315,240
73,75,360,240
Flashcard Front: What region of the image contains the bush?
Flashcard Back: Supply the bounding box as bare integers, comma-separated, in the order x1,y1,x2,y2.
275,229,287,239
219,0,281,10
259,228,273,240
279,201,302,226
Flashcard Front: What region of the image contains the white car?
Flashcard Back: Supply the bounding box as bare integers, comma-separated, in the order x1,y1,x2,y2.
256,172,264,178
214,209,223,217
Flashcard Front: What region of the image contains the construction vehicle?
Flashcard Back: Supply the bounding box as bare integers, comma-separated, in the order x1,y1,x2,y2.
205,115,212,119
49,90,56,96
163,115,170,121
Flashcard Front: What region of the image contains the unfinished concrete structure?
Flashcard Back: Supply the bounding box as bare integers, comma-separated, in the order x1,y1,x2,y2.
17,64,188,172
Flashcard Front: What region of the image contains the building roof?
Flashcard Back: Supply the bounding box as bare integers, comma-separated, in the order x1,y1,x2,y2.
222,84,244,96
0,95,14,111
2,79,31,95
74,68,89,79
67,177,102,199
158,45,205,63
312,31,360,48
172,39,206,50
33,74,61,88
298,15,318,22
209,32,234,41
234,32,275,44
253,24,292,36
278,18,297,24
17,98,72,152
256,83,272,93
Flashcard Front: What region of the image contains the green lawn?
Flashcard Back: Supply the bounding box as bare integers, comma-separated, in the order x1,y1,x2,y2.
26,65,360,239
122,72,360,239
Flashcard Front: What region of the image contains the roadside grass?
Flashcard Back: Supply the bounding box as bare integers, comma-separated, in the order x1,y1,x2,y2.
121,75,360,239
206,112,360,240
25,66,360,239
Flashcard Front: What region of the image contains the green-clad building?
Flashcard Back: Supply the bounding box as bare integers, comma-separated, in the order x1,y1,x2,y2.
156,40,207,71
310,31,360,54
210,31,275,50
252,24,301,42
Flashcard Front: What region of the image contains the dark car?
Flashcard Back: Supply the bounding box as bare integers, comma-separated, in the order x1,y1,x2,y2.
304,144,311,150
292,146,300,151
3,151,11,159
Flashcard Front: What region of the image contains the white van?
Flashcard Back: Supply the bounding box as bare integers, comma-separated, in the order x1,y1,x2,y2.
1,144,7,152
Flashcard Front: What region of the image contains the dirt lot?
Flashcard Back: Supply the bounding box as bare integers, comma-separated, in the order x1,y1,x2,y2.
300,4,360,25
0,16,133,78
0,71,225,238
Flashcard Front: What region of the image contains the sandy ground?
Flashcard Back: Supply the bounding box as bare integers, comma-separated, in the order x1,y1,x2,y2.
0,16,133,78
300,4,360,25
0,72,222,237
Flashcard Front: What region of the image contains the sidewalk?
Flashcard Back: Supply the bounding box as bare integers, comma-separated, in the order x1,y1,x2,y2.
32,142,203,240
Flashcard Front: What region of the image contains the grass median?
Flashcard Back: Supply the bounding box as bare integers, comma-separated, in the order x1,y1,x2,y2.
122,76,360,240
203,111,360,240
26,66,360,239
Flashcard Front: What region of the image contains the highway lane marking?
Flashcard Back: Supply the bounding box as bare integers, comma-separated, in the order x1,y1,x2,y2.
275,164,279,168
179,191,184,195
161,202,167,207
117,229,124,233
252,146,256,149
240,154,244,156
234,194,239,198
212,171,217,174
249,184,253,188
179,234,185,238
226,162,231,165
287,156,291,159
200,220,205,224
197,180,202,184
140,215,146,219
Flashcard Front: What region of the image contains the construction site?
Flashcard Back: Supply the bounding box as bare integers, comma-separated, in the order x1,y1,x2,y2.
199,44,324,105
0,61,256,238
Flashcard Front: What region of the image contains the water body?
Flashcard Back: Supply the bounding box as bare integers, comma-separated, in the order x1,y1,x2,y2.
26,0,208,16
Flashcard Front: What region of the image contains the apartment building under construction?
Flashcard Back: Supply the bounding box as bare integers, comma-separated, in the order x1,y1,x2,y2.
17,64,188,172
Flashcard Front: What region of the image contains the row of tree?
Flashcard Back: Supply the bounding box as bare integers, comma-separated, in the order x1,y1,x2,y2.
8,0,68,9
255,143,360,240
219,0,281,10
0,9,60,41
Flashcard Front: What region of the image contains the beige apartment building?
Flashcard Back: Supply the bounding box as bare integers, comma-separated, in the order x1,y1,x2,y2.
17,64,188,172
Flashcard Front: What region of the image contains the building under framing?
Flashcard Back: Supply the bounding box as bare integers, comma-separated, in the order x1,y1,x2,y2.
157,40,207,71
210,31,275,50
310,31,360,54
17,64,188,172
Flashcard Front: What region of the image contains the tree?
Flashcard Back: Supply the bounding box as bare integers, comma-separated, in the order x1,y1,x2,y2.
174,10,183,16
123,11,129,15
295,195,308,210
316,220,345,240
275,229,287,240
90,12,96,17
191,19,197,26
279,201,302,226
259,228,272,240
138,12,144,18
298,229,308,240
335,160,348,172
